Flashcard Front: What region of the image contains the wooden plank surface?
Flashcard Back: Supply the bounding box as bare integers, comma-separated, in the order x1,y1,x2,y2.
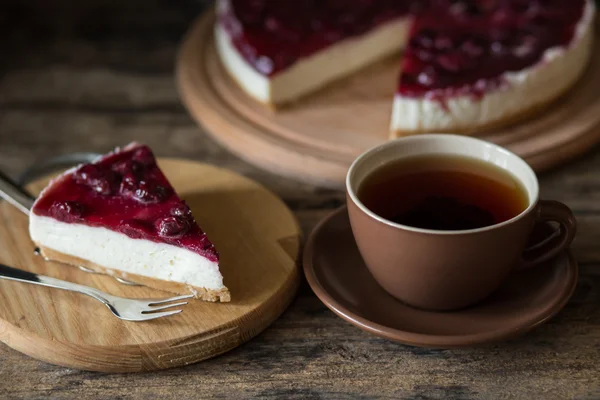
0,0,599,398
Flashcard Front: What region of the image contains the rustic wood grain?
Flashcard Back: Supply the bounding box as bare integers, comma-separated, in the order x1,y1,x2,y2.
0,0,599,398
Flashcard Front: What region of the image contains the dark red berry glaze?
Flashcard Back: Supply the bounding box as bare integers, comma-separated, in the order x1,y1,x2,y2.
399,0,587,99
219,0,415,76
32,144,219,262
219,0,587,98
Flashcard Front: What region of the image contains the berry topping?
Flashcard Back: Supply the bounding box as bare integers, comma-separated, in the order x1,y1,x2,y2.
155,216,191,238
434,35,454,51
49,201,85,223
450,1,481,18
74,164,118,196
131,147,155,166
264,16,302,42
112,159,142,176
460,37,485,57
417,68,438,87
398,0,586,99
31,143,220,263
488,41,507,57
120,219,154,239
121,171,138,187
235,0,266,26
220,0,587,102
132,181,170,204
437,52,473,72
170,203,193,219
415,48,434,62
411,29,435,49
116,160,171,204
512,33,538,58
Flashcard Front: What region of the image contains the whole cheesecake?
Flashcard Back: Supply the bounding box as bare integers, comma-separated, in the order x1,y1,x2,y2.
215,0,595,136
29,143,230,302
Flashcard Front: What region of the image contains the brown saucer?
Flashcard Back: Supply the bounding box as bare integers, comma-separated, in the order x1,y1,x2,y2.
303,207,578,348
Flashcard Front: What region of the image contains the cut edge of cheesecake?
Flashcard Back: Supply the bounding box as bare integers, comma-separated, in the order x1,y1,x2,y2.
390,0,595,137
215,17,411,106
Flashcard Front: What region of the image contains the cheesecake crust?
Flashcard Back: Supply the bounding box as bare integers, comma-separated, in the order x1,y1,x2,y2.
37,244,231,302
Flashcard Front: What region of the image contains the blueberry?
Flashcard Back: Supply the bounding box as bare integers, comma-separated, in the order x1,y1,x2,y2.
170,203,193,219
155,216,191,238
133,181,170,203
73,165,117,196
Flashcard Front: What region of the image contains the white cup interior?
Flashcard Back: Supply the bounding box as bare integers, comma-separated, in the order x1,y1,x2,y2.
346,134,539,233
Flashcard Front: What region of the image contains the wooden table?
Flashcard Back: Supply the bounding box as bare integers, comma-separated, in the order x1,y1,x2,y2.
1,1,599,398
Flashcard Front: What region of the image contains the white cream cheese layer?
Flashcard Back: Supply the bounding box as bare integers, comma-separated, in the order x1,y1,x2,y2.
30,214,225,290
215,17,410,104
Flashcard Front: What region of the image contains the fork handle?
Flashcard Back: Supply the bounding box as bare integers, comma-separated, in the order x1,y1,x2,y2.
0,169,35,215
0,263,110,304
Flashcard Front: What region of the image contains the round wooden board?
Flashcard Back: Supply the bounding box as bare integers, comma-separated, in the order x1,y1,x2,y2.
0,159,302,373
177,10,600,188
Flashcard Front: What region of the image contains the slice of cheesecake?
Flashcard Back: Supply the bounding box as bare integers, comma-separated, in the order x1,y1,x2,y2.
29,143,230,302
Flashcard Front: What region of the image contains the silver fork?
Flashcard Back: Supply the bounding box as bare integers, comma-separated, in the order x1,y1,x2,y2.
0,263,192,321
0,168,35,215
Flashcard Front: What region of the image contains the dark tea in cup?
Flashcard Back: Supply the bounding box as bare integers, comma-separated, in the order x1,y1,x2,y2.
357,154,529,231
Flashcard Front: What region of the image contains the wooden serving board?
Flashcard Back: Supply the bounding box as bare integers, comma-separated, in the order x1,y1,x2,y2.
177,10,600,188
0,159,301,372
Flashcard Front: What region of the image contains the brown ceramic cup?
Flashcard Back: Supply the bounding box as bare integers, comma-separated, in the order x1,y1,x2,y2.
346,134,577,311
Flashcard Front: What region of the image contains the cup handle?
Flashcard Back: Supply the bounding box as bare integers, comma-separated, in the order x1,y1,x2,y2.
516,200,577,270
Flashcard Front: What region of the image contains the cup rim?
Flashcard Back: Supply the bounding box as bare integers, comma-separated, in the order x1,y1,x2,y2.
346,134,540,236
